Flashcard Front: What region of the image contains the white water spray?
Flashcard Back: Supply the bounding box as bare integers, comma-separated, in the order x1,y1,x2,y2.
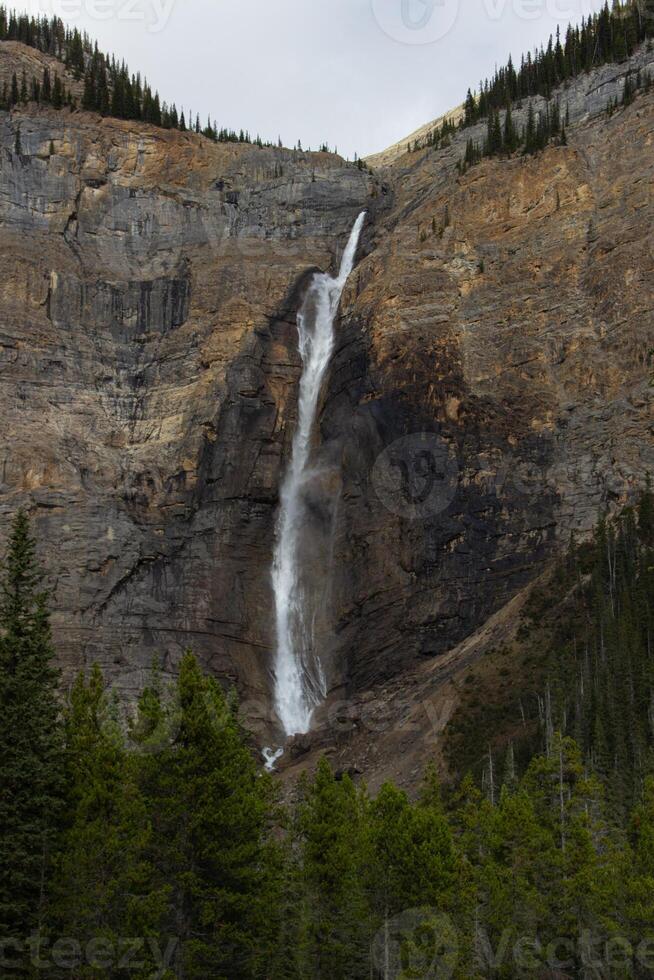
262,746,284,772
272,212,366,737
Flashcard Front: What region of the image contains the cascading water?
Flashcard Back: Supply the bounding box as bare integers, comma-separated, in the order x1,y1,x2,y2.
271,212,366,737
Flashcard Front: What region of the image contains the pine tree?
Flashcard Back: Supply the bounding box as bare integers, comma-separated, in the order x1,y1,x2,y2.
638,477,654,543
365,773,459,979
82,64,95,111
51,666,167,973
626,777,654,941
65,28,85,79
503,103,518,153
52,74,63,111
477,784,557,956
0,512,65,940
42,67,51,103
521,734,622,952
296,758,369,978
367,776,457,917
464,87,477,125
137,653,273,979
524,103,537,154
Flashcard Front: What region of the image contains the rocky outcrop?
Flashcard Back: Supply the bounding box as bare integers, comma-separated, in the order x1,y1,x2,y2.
364,102,465,168
0,40,652,772
281,49,654,781
319,50,654,698
0,41,376,721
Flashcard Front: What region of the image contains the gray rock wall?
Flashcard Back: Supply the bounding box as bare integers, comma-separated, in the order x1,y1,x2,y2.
0,40,651,746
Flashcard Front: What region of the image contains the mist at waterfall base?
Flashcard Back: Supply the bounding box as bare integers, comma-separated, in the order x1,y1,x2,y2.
268,212,366,754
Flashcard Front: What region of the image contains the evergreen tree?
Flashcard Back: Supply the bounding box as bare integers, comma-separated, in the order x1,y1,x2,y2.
503,103,518,153
137,653,273,979
65,28,85,79
365,774,459,979
0,512,65,941
51,666,167,975
51,74,63,111
41,67,51,103
476,784,557,959
464,87,477,125
625,776,654,941
521,736,620,946
524,103,537,154
81,63,95,111
296,758,369,978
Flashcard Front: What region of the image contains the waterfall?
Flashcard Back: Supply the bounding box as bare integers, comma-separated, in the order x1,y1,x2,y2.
271,212,366,737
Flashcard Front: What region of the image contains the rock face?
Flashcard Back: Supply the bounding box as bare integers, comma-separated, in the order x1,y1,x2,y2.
0,41,375,721
323,47,654,697
0,40,652,767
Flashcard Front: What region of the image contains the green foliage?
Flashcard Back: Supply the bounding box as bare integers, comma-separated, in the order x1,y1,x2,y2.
547,496,654,812
294,759,369,978
366,776,458,917
409,114,456,153
136,652,275,978
625,776,654,938
1,495,654,976
51,666,167,977
454,1,654,171
0,511,65,940
462,2,651,125
0,60,74,114
0,4,345,153
446,486,654,815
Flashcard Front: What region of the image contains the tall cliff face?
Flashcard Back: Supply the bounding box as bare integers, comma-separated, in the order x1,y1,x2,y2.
290,50,654,786
0,41,376,719
0,40,652,764
321,50,654,698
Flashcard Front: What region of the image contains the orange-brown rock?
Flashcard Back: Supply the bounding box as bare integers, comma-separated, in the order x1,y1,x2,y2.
280,48,654,786
0,40,652,784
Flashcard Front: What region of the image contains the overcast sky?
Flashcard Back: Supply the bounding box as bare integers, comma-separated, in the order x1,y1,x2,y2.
20,0,604,158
